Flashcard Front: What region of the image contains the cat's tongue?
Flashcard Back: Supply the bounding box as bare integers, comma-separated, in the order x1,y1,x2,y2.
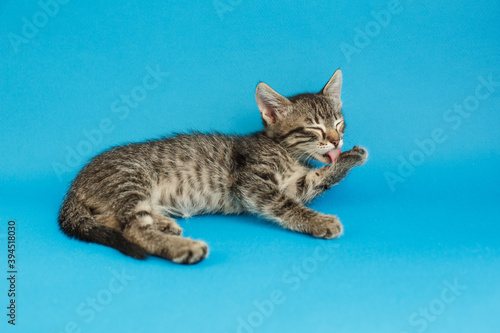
327,148,342,164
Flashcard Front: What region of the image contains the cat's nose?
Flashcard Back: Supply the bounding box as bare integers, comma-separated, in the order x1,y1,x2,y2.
331,140,340,148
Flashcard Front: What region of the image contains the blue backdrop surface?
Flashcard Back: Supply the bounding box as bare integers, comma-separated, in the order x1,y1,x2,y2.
0,1,499,332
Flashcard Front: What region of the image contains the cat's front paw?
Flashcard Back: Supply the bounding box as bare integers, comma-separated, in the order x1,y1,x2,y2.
308,215,343,239
339,146,368,166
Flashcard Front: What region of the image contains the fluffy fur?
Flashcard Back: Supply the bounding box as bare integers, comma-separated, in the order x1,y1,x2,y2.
59,69,368,264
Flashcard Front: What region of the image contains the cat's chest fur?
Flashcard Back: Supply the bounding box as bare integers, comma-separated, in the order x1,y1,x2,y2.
149,134,308,218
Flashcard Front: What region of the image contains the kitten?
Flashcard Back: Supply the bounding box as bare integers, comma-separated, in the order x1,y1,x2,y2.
58,69,368,264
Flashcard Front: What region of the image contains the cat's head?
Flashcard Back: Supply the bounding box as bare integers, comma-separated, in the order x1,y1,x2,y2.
256,69,345,164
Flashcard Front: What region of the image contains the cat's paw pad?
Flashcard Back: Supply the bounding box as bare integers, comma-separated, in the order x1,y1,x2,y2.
352,146,368,157
172,240,209,265
341,146,368,166
309,215,343,239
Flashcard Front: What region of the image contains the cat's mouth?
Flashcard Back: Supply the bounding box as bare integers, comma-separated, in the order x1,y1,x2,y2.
314,148,342,164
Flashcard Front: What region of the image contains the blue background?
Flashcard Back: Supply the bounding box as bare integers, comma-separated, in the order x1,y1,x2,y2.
1,0,499,332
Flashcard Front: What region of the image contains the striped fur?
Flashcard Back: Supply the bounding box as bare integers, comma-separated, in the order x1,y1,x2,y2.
58,69,368,264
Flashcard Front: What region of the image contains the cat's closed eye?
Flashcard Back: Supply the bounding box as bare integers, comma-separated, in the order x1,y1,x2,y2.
306,126,326,139
335,120,345,133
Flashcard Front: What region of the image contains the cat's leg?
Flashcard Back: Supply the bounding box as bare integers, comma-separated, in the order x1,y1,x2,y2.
122,221,208,264
122,197,183,235
236,181,343,239
296,146,368,202
321,145,368,187
150,211,183,236
116,195,207,264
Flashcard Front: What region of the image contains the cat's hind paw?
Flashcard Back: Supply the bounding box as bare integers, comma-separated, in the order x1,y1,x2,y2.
171,239,209,265
155,217,183,236
158,222,183,236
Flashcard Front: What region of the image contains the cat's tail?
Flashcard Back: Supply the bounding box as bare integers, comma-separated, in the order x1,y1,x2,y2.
58,191,147,259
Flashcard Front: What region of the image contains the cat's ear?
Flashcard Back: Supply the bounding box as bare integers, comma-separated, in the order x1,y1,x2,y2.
321,69,342,100
255,82,291,125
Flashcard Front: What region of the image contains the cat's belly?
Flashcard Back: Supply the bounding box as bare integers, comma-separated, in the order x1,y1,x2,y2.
152,180,244,218
157,194,244,218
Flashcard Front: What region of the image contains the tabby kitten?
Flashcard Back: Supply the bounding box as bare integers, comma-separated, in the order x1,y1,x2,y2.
59,69,368,264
